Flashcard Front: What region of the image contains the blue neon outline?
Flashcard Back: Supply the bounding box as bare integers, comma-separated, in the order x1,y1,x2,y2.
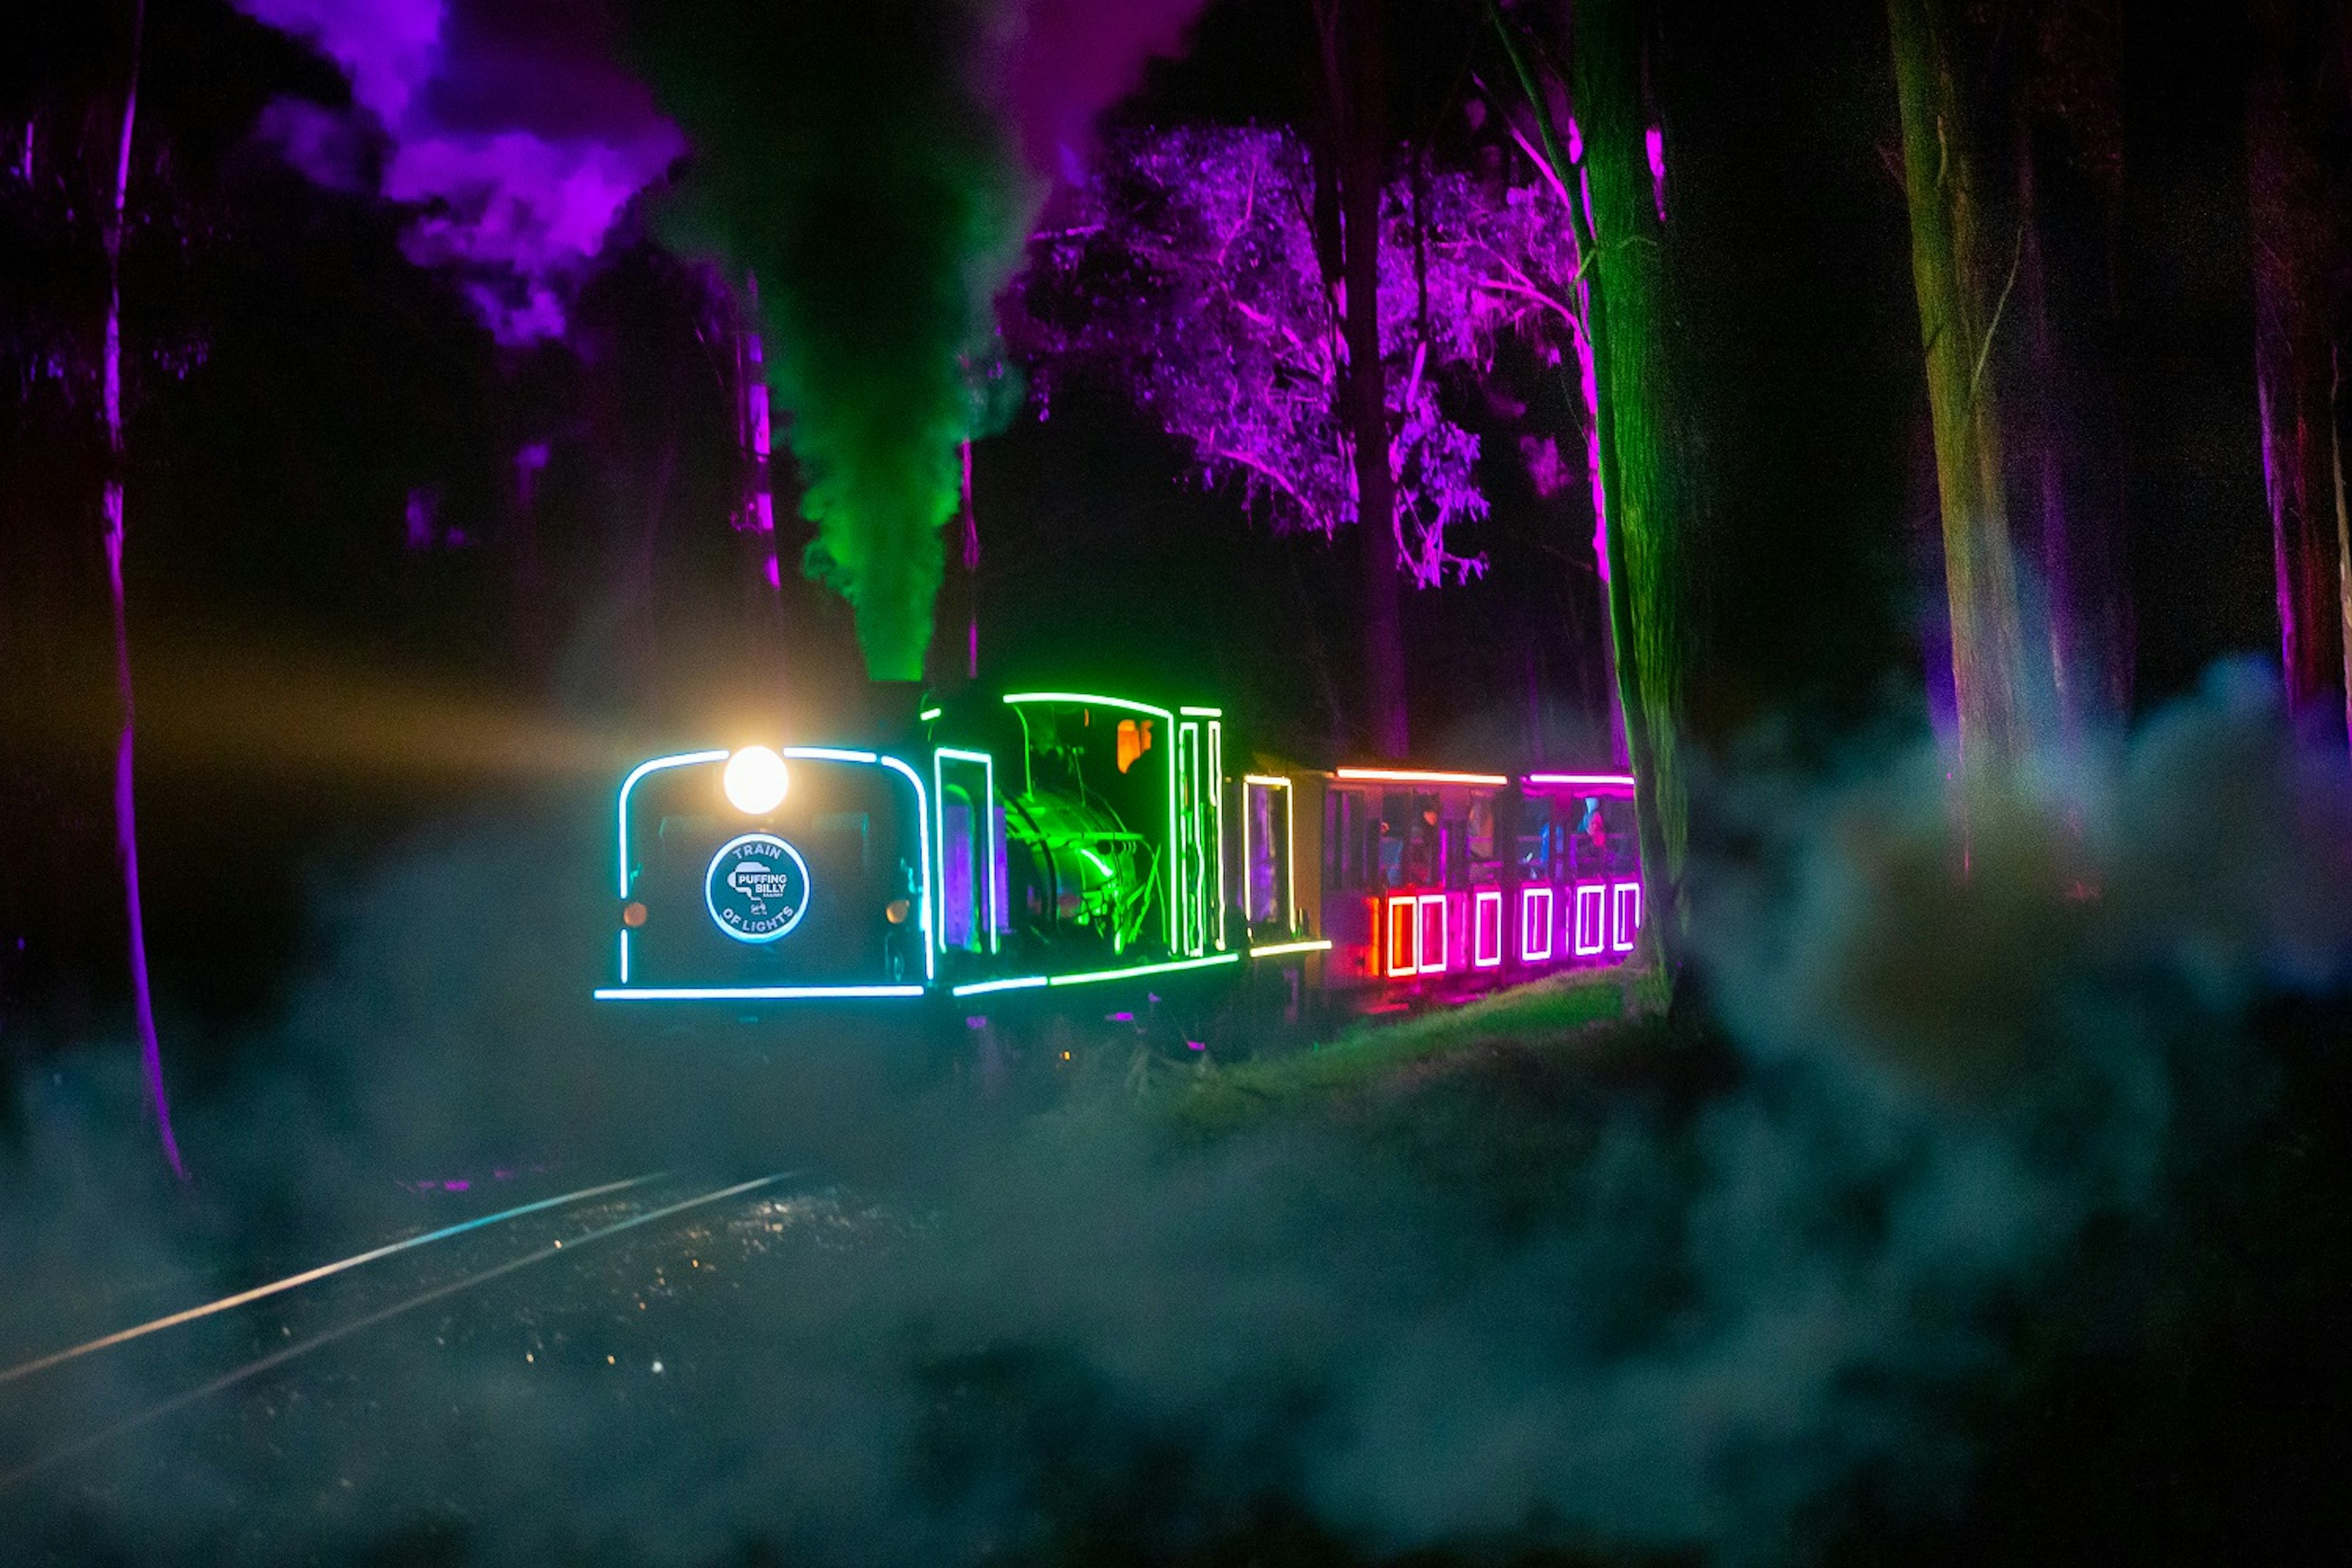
609,746,932,993
703,832,815,944
594,986,924,1001
871,754,934,982
615,750,729,984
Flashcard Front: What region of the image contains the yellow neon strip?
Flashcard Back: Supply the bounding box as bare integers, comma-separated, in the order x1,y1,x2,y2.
1248,939,1332,959
1335,767,1509,786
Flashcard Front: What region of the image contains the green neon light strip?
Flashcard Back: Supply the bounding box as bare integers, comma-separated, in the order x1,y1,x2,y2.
1078,846,1115,878
1003,692,1178,947
1178,720,1199,955
934,748,998,957
1179,705,1223,717
1249,939,1333,959
1047,952,1238,988
951,974,1049,998
918,707,943,722
1208,720,1225,951
1003,691,1168,717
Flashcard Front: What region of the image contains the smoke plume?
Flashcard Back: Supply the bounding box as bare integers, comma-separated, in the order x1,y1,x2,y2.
236,0,682,344
622,0,1202,680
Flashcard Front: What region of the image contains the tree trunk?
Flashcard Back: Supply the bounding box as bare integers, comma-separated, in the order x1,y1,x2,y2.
1313,0,1408,758
103,0,183,1178
1569,0,1695,984
1888,0,2035,781
2013,38,2132,740
2246,2,2350,752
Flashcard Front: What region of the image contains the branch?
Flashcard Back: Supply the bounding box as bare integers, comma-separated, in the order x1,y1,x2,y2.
1967,222,2025,410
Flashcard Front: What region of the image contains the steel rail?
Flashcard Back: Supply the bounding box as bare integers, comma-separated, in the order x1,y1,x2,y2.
0,1171,796,1492
0,1172,668,1389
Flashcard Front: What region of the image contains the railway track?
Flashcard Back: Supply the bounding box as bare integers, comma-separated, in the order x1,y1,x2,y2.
0,1169,801,1492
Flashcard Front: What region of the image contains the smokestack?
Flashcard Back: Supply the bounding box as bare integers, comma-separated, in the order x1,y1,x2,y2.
863,679,926,755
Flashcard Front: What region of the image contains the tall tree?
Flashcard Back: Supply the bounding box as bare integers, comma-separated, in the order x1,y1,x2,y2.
2245,0,2350,752
1569,0,1698,981
1488,0,1698,980
100,0,184,1178
1888,0,2037,780
1310,0,1409,756
2006,0,2132,737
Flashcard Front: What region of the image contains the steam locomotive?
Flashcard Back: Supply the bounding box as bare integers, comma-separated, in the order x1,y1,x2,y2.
594,684,1642,1029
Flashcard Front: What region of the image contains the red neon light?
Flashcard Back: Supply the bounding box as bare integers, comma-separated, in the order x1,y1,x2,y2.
1386,897,1418,976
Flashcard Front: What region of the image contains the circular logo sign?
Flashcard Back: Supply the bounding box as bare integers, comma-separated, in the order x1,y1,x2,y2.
704,832,812,944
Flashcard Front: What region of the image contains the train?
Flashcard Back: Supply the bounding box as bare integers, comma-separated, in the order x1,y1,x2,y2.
593,684,1643,1036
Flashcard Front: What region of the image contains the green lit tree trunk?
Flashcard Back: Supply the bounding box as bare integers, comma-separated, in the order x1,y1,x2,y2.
1888,0,2033,778
1569,0,1693,984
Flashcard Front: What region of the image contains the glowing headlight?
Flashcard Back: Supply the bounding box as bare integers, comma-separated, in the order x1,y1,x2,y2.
723,746,791,815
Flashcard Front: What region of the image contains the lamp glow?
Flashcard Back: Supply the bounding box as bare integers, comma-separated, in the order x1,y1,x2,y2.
723,747,791,815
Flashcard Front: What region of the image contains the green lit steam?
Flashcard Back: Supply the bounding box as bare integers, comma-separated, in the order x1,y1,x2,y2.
627,0,1025,679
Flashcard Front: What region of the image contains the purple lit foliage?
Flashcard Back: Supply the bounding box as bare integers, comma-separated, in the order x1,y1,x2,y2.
1022,126,1591,589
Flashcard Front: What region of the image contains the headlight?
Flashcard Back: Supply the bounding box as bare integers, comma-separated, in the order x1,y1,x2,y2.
723,746,790,815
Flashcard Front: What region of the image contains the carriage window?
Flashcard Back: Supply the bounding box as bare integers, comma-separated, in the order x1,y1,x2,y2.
1516,799,1556,881
1244,779,1290,926
1326,788,1366,891
940,788,980,952
1379,793,1439,888
935,756,995,956
1568,796,1638,880
1467,796,1499,884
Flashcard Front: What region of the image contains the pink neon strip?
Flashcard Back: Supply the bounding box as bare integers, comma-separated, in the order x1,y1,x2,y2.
1524,773,1637,791
1335,767,1509,787
1417,894,1448,974
1610,881,1641,952
1520,884,1555,963
1573,883,1608,957
1474,888,1503,968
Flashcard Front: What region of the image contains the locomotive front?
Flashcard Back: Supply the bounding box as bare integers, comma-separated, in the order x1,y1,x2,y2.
597,745,932,1002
